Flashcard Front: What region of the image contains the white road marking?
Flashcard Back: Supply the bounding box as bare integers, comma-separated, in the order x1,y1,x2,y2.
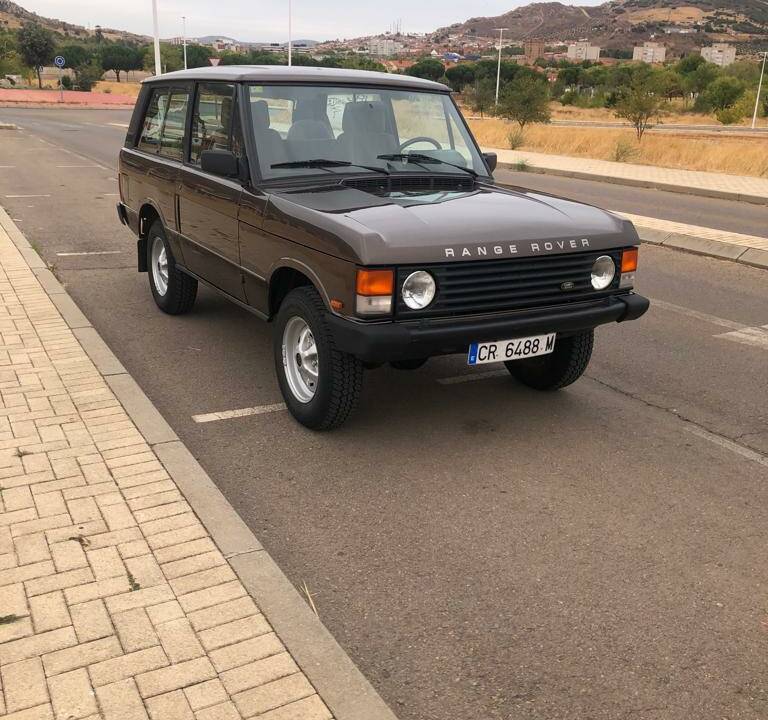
685,425,768,469
5,194,51,198
192,403,286,423
56,164,100,169
437,369,508,385
0,166,16,168
651,298,746,331
56,250,123,257
715,327,768,350
109,123,129,128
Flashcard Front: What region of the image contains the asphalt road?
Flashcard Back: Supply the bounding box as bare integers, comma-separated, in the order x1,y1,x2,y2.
1,106,768,720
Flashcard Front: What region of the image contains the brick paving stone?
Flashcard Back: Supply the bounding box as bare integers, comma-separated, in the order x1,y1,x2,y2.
65,575,131,606
0,626,77,665
156,617,205,663
146,600,184,627
96,678,150,720
112,607,159,653
118,538,152,559
2,485,33,511
161,550,226,581
127,489,183,512
154,538,217,565
88,645,169,687
147,524,208,551
25,566,94,597
231,673,314,719
179,580,247,615
134,500,191,524
100,501,137,531
32,490,66,517
50,538,88,572
0,616,33,644
184,679,228,711
220,653,298,696
67,496,103,523
172,566,238,598
209,633,284,673
146,689,196,720
1,657,49,712
258,695,332,720
105,585,175,615
125,553,165,588
42,635,122,676
0,703,55,720
195,702,241,720
11,513,71,538
196,614,271,652
69,599,114,642
14,533,51,565
0,560,54,588
141,512,200,537
48,667,98,719
135,657,216,698
28,590,70,633
86,546,125,580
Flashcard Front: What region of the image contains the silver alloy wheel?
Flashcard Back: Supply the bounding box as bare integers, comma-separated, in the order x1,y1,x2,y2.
150,235,169,296
282,316,319,403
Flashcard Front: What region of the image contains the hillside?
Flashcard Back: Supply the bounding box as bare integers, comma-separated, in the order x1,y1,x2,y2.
0,0,148,43
434,0,768,50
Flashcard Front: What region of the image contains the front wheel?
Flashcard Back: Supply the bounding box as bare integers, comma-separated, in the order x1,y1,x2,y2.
273,287,363,430
505,330,594,391
147,221,197,315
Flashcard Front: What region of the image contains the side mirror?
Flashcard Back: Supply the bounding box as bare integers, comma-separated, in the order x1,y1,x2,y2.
201,150,239,178
482,152,498,173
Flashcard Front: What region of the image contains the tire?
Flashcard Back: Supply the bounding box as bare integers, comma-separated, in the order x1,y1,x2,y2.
147,220,197,315
273,286,364,430
390,358,429,370
505,330,594,391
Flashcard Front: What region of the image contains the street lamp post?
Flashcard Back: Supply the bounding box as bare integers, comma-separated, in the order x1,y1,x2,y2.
752,51,767,130
182,16,187,70
288,0,293,67
494,28,504,105
151,0,161,76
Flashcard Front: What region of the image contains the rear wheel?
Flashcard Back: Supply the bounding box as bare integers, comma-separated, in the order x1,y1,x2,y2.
505,330,594,391
147,221,197,315
273,286,363,430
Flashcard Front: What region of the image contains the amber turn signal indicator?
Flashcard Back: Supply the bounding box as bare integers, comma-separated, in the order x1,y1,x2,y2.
621,248,639,273
356,269,394,296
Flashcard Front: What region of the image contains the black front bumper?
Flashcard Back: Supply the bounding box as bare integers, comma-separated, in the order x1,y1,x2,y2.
328,293,649,363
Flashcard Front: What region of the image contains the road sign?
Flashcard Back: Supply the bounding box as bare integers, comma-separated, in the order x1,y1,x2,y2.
209,58,221,67
54,55,66,68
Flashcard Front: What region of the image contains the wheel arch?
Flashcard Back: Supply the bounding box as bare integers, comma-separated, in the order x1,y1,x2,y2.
268,261,332,320
136,201,164,272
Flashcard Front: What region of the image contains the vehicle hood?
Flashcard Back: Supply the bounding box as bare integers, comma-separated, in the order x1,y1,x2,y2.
263,182,639,265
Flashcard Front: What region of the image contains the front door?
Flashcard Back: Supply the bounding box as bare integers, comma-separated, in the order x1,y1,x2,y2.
178,82,244,300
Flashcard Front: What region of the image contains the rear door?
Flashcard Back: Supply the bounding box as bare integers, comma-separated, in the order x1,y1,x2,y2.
178,82,245,300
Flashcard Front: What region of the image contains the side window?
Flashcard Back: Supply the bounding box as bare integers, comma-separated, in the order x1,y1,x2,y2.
158,91,189,161
190,83,235,164
138,89,169,153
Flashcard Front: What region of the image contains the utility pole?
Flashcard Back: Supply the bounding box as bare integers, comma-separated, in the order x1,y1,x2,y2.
287,0,292,67
182,16,187,70
151,0,162,76
494,28,504,105
752,51,767,130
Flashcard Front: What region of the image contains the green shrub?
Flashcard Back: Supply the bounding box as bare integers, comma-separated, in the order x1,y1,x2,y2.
60,75,72,90
612,138,639,163
715,106,744,125
508,127,526,149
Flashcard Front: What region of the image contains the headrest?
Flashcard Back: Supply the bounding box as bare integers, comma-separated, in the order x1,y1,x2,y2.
251,99,271,128
287,119,333,141
342,101,387,134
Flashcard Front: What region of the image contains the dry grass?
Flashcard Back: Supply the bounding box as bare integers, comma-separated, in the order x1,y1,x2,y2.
549,103,736,126
93,81,141,96
468,118,768,178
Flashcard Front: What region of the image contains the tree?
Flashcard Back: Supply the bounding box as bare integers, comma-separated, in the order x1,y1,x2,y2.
405,58,445,82
464,78,496,118
55,43,92,69
18,23,55,89
701,76,746,112
142,43,183,74
185,44,213,69
73,59,103,91
445,64,475,92
497,75,551,130
614,74,665,141
100,44,142,82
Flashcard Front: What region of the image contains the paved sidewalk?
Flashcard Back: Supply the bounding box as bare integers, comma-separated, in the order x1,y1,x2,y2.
0,89,136,108
0,225,334,717
487,147,768,205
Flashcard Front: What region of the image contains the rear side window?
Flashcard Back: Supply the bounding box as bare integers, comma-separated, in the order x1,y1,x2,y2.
138,89,169,153
158,92,189,161
190,83,236,164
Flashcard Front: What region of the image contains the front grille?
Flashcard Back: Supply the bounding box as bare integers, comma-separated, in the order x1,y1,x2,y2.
396,249,626,319
342,176,474,193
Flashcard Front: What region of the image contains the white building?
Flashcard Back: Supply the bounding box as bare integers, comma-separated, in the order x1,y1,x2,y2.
701,43,737,67
567,41,601,62
633,42,667,64
367,38,404,57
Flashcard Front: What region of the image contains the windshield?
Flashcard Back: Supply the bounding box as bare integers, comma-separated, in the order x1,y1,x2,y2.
247,84,487,180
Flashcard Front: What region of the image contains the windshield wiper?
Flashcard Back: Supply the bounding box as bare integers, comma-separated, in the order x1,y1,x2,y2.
271,159,389,175
377,153,478,178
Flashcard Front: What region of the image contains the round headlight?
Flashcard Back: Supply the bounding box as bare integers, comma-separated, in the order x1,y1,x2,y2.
402,271,436,310
591,255,616,290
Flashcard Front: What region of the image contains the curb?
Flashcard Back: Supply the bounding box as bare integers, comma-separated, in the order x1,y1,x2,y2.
497,161,768,207
0,205,398,720
634,226,768,270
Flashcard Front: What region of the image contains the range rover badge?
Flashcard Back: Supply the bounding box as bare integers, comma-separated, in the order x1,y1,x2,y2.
561,281,575,291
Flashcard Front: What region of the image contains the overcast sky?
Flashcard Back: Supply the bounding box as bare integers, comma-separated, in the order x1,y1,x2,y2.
21,0,604,42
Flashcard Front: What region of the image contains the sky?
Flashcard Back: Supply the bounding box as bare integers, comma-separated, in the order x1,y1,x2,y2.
19,0,605,43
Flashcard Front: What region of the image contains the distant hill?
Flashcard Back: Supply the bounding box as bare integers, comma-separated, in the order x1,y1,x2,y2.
0,0,149,42
433,0,768,52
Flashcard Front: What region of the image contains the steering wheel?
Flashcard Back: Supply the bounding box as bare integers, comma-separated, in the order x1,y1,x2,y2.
399,136,443,152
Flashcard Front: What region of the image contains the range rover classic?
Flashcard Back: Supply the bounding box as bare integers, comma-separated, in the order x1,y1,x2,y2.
117,66,649,430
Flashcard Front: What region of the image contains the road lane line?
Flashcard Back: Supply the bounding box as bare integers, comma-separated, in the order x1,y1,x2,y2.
56,164,100,168
714,327,768,350
192,403,286,423
651,298,746,331
109,123,129,128
685,425,768,469
5,194,51,198
56,251,123,257
437,369,508,385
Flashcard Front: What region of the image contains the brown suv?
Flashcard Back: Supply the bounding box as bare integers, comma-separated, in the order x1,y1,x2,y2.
117,66,649,429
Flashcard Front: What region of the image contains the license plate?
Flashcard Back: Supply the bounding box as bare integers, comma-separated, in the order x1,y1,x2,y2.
468,333,556,366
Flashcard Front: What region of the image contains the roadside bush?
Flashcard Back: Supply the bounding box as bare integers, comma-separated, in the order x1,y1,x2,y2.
508,127,526,149
60,75,72,90
612,138,639,163
73,59,103,91
715,106,744,125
